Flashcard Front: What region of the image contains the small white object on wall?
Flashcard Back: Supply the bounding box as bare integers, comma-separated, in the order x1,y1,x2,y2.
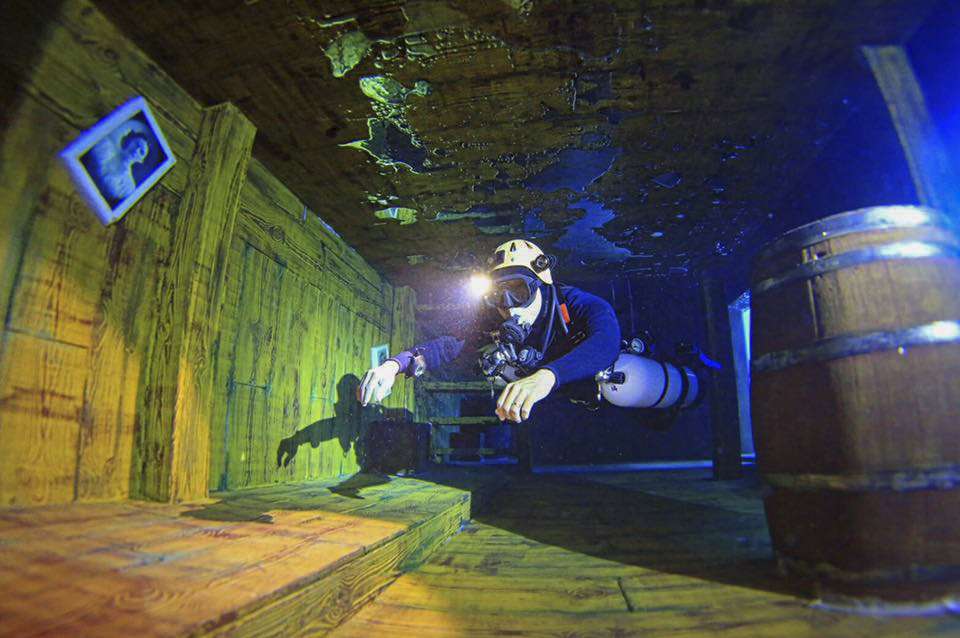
371,344,390,369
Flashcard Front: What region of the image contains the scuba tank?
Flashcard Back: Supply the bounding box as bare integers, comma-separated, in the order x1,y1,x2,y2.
596,353,699,409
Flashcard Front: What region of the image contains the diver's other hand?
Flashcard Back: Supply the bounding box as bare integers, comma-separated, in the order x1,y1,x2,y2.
496,369,556,423
358,360,401,406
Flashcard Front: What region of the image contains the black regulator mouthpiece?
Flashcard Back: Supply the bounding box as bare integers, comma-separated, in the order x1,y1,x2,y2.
499,316,530,345
477,316,545,381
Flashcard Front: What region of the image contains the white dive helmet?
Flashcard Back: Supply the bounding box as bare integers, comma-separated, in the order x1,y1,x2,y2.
490,239,553,285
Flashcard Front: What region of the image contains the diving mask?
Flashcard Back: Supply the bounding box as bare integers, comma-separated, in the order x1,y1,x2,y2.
482,269,540,311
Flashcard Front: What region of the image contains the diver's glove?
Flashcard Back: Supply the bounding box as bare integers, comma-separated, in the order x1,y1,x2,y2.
357,360,401,406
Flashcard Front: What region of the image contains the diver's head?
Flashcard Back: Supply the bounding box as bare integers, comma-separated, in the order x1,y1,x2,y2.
483,239,554,327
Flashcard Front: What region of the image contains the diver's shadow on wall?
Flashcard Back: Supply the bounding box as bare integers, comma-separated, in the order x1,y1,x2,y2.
185,375,427,523
274,374,426,498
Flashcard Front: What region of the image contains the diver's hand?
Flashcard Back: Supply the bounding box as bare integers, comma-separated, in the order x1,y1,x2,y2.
496,369,556,423
358,360,401,406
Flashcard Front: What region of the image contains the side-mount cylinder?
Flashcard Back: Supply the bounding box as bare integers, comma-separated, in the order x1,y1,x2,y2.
596,353,699,409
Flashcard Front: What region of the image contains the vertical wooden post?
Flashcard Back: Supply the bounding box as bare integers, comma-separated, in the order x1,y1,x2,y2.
863,45,960,215
135,103,255,502
700,275,742,480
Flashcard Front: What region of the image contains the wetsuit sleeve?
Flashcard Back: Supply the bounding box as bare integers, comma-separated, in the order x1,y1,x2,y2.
388,336,466,377
540,290,621,386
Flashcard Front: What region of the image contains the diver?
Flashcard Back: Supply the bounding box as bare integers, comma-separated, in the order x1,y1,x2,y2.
356,239,621,425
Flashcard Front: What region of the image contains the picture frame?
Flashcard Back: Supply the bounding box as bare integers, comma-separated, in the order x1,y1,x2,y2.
59,96,176,225
371,344,390,369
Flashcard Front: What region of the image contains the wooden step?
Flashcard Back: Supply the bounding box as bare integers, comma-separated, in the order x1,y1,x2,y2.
421,380,492,394
0,469,508,638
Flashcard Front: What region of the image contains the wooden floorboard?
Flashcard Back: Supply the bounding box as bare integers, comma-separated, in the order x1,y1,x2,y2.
0,469,506,638
329,469,960,638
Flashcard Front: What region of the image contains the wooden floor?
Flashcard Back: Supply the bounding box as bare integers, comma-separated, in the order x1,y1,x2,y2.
0,470,503,637
331,469,960,638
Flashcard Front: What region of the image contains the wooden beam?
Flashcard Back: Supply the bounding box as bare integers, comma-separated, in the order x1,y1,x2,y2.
700,275,742,480
434,447,509,457
135,103,255,502
427,416,501,427
421,380,492,393
863,45,960,215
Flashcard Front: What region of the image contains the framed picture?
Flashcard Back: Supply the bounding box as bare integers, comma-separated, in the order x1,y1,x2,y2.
371,344,390,369
59,96,176,225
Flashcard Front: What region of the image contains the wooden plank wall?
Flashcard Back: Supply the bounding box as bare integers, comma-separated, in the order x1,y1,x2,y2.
0,0,415,505
0,0,202,506
208,159,416,492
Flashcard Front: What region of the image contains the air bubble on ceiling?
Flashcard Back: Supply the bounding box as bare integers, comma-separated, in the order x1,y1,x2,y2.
432,209,499,222
346,75,433,175
375,207,419,225
523,209,547,237
651,172,682,189
523,147,620,193
341,118,429,172
501,0,534,16
474,215,515,235
555,199,632,262
359,76,432,105
324,30,371,78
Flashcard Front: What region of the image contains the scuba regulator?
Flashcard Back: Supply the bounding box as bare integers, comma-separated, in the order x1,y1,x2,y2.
477,274,568,384
478,315,545,382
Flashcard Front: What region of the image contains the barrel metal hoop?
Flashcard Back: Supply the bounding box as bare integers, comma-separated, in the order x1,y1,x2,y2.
752,241,960,296
752,320,960,373
777,553,960,586
763,465,960,492
756,205,949,262
810,593,960,617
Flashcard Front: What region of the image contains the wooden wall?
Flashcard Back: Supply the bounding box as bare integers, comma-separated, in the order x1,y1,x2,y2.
208,160,417,492
0,0,415,506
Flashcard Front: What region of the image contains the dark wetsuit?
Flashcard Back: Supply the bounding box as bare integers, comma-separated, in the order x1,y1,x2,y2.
389,284,621,387
389,284,621,468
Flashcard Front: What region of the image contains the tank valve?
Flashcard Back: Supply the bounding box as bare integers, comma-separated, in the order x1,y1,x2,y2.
608,371,627,384
594,368,626,395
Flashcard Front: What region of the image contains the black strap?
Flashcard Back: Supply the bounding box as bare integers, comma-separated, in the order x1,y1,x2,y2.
650,360,671,408
674,362,691,408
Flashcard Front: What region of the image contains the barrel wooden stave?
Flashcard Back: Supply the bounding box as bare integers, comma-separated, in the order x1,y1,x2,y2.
753,346,960,475
764,488,960,572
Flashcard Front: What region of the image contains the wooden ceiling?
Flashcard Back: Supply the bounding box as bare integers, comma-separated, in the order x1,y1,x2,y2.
97,0,935,288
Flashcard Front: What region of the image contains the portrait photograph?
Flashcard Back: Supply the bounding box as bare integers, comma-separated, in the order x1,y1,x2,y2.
60,96,176,224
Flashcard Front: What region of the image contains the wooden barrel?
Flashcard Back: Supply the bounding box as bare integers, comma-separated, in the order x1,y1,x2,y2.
750,205,960,611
